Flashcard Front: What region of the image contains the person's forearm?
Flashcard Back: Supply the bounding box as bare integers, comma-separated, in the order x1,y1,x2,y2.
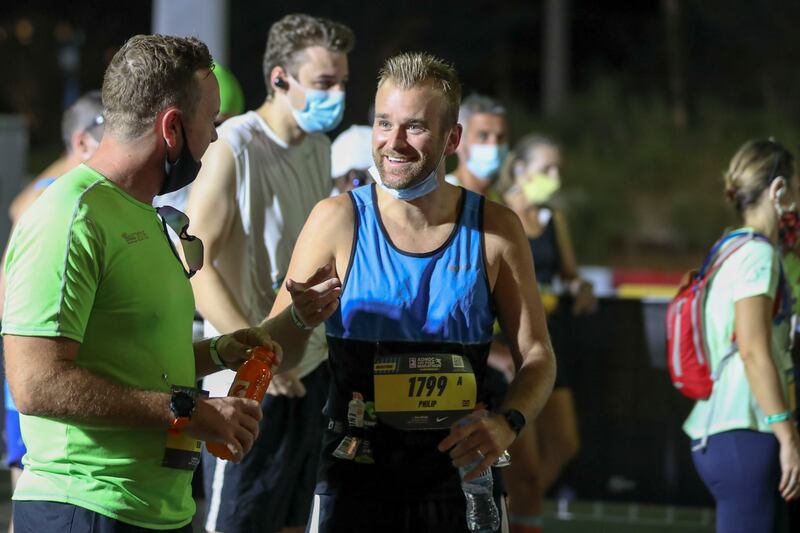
194,337,222,378
192,265,251,333
260,307,312,371
13,361,173,429
741,347,799,444
502,341,556,425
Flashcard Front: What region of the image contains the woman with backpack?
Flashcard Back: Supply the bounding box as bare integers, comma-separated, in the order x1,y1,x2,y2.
683,139,800,532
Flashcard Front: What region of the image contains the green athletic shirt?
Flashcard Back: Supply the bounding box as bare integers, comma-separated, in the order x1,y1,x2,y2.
1,164,197,529
683,230,794,440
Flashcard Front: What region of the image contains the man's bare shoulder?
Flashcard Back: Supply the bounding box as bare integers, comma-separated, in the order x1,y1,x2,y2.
294,194,355,263
309,194,355,229
482,199,526,256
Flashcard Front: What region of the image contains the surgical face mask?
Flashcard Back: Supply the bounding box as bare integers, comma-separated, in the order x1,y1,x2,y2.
522,173,560,205
466,143,508,181
288,74,345,133
369,164,441,201
159,120,202,197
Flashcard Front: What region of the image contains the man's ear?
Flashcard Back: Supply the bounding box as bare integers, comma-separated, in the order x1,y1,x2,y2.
74,131,99,160
270,66,289,93
69,130,84,156
159,108,182,149
446,123,463,156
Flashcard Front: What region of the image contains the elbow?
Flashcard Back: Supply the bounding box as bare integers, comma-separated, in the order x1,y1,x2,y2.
10,386,37,416
8,375,47,416
545,344,557,384
737,345,766,365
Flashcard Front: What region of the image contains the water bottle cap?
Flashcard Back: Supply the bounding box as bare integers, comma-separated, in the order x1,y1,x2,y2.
251,345,277,366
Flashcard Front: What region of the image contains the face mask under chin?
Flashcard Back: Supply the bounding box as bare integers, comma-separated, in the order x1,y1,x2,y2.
159,122,202,197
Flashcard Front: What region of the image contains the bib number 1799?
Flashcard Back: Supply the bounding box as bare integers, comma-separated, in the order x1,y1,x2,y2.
407,375,448,398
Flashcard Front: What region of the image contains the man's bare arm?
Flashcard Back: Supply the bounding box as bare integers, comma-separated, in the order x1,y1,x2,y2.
187,141,250,333
439,203,556,479
193,326,282,378
490,206,556,421
5,334,265,461
261,196,351,370
6,335,174,427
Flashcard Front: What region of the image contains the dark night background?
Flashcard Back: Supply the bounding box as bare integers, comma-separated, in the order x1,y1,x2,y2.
4,1,800,267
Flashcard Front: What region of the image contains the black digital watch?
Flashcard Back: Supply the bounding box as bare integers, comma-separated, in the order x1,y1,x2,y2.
498,408,526,436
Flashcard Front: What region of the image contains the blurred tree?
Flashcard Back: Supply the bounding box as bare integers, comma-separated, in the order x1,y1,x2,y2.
662,0,686,129
542,0,570,116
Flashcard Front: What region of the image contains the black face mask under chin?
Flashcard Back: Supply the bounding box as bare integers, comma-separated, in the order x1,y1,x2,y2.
158,124,202,196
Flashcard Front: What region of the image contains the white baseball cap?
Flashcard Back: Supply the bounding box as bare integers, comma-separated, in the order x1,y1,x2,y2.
331,125,374,178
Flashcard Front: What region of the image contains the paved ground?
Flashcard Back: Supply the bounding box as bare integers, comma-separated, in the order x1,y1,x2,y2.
0,471,714,533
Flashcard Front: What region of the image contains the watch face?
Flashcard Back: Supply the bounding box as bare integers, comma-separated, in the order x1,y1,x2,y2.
505,409,526,433
171,392,194,418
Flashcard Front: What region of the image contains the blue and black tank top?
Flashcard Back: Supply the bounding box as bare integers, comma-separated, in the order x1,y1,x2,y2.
318,184,496,499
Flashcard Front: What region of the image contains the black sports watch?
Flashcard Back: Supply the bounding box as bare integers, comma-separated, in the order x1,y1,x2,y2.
169,386,206,431
498,408,526,436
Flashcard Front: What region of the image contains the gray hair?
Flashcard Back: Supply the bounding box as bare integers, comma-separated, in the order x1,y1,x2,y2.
61,91,104,152
458,93,506,137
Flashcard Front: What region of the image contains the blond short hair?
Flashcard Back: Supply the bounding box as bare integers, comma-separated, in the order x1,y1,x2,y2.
725,139,795,213
377,52,461,127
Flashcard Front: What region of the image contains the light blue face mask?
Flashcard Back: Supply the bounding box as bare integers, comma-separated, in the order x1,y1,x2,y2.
288,74,345,133
368,163,440,201
466,143,509,181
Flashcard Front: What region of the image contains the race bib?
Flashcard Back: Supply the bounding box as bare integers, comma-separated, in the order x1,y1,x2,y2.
374,353,477,430
162,430,202,471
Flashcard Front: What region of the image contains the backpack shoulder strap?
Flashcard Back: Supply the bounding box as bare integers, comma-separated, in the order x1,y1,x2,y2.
699,231,760,279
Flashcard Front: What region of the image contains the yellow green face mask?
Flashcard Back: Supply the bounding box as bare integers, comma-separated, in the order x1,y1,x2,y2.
522,174,560,205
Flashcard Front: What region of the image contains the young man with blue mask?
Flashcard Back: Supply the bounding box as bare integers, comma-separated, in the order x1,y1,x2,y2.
445,93,509,203
185,13,354,533
267,52,556,532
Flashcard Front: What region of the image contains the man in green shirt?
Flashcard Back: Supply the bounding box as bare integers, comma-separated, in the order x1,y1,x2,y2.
2,34,274,532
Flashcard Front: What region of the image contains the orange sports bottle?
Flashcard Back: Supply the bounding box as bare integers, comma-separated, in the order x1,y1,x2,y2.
206,345,277,460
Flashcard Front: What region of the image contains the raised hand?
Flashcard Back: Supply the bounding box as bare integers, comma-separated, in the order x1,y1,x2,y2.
286,262,342,329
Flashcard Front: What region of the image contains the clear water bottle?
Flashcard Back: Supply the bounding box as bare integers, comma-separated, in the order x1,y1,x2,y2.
459,460,500,532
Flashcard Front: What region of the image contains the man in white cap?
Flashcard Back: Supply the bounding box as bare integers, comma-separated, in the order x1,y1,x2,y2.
330,125,374,195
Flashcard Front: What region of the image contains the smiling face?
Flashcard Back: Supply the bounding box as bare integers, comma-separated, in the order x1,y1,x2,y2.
372,79,456,190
